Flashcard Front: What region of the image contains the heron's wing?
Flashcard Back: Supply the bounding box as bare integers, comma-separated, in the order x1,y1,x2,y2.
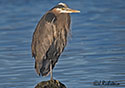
31,12,56,75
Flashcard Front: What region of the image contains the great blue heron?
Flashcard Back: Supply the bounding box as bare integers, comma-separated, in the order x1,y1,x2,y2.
31,3,80,80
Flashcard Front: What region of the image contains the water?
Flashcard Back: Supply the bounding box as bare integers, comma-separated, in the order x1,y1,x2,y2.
0,0,125,88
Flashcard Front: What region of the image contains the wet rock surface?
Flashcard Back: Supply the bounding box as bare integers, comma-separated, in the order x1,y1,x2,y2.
35,80,66,88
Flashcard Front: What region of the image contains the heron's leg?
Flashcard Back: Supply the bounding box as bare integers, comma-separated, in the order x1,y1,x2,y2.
50,60,53,80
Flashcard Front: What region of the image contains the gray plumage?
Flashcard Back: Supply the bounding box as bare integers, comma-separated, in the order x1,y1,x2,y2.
31,4,71,76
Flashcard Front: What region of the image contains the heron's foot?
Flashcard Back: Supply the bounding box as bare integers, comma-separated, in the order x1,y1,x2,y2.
50,76,53,81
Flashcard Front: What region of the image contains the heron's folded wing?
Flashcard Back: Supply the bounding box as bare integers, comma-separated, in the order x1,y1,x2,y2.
31,17,56,62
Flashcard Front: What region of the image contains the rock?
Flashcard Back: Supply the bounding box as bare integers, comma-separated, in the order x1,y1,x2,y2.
35,80,66,88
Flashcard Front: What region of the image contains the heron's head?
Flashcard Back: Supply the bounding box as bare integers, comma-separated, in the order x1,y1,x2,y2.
51,3,80,14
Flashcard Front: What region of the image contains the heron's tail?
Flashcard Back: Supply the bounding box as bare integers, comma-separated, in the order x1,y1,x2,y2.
35,61,41,76
35,59,50,76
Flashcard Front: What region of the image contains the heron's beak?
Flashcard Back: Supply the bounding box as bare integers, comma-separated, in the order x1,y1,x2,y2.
60,8,80,13
67,8,80,13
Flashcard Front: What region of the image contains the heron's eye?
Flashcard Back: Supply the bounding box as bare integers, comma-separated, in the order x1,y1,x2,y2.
61,8,65,10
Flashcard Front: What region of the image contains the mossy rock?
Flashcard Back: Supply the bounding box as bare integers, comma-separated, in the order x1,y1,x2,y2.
35,80,66,88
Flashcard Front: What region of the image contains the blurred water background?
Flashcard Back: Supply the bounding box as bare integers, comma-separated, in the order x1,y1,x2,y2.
0,0,125,88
